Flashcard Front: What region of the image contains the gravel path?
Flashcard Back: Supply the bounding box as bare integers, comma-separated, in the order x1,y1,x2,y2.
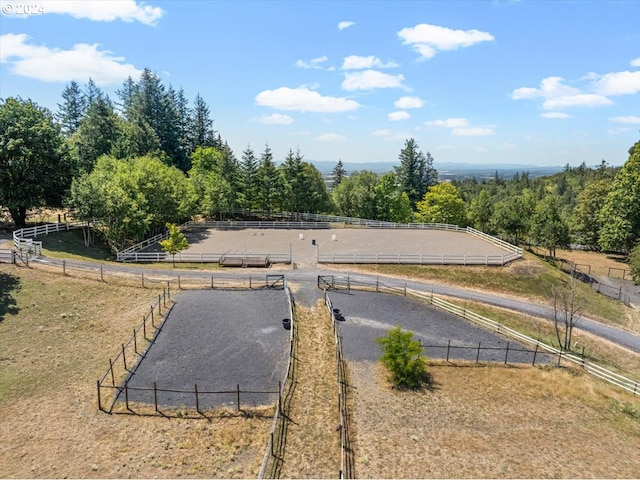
122,288,290,410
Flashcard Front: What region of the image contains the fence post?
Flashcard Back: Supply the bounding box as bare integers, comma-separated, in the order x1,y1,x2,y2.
158,295,162,315
143,314,147,340
618,286,623,300
141,273,145,288
532,344,538,366
404,283,407,296
133,328,138,354
97,380,102,412
504,342,510,365
62,260,66,275
376,277,379,292
124,382,129,410
150,305,155,327
476,341,481,364
178,275,181,289
122,344,127,371
109,358,115,386
250,276,252,290
557,350,563,367
446,340,451,362
236,384,241,411
100,265,104,282
195,384,200,414
154,382,158,412
211,275,214,289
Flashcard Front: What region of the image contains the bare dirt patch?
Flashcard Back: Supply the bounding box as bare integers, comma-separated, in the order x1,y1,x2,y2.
351,360,640,479
0,264,269,478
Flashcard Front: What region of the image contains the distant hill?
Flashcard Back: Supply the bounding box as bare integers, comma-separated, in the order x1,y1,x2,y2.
309,160,564,180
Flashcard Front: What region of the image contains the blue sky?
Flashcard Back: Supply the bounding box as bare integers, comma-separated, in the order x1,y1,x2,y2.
1,0,639,167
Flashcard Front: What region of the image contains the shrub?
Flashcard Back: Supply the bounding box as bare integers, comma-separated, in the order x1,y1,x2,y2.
376,326,430,389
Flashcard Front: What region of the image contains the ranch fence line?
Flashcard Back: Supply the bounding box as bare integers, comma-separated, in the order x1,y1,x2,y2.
317,252,521,266
0,248,16,264
418,340,557,366
259,280,297,479
317,275,639,396
324,293,355,479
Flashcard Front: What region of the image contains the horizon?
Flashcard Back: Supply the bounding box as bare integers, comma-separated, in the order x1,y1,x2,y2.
1,0,639,167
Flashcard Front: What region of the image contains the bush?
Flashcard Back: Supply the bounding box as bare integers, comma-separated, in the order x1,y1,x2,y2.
376,326,430,389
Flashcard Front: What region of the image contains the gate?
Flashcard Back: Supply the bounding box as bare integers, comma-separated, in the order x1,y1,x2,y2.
266,274,285,289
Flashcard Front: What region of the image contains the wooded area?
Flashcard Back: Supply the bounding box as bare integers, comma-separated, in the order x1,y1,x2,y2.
1,71,639,280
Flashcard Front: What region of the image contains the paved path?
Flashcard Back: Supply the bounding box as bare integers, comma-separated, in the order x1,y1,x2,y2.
30,256,640,354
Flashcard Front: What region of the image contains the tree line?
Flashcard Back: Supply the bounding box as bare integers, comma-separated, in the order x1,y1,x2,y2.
1,71,639,279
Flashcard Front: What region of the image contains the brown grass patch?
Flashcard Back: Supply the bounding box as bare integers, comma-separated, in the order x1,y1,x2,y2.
351,360,640,479
0,264,269,478
278,303,340,478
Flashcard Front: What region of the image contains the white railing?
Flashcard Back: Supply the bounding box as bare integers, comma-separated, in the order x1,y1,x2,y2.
183,220,331,230
0,248,15,264
466,226,523,254
117,231,170,255
12,221,86,253
116,251,292,264
318,252,522,266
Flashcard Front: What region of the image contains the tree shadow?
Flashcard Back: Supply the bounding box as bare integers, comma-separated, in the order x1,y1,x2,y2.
0,271,20,322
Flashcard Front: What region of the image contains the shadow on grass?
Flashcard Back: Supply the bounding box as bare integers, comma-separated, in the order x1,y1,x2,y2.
0,271,20,322
40,229,115,261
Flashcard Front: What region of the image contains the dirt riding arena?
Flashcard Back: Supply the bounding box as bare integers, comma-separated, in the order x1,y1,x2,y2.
177,228,511,267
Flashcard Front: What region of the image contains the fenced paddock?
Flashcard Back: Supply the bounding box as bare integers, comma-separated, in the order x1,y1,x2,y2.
320,275,639,396
109,287,291,412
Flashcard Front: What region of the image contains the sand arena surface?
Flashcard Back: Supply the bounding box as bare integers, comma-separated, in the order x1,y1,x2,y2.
178,228,511,266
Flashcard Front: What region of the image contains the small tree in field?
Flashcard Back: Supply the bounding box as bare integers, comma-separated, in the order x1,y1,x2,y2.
159,223,189,267
376,326,430,389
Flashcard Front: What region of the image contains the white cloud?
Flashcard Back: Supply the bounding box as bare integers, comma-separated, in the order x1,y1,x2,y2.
295,55,333,70
341,55,398,70
373,129,392,136
388,111,410,121
453,127,495,136
394,96,424,109
0,33,142,85
499,142,518,150
338,21,355,31
255,86,360,113
631,57,640,67
588,70,640,96
1,0,164,26
512,76,612,110
317,133,347,142
610,115,640,124
254,113,294,125
541,112,572,119
426,117,469,128
342,69,405,91
398,23,494,60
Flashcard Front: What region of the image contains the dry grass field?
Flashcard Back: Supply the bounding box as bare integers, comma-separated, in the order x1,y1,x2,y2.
0,264,270,478
351,361,640,479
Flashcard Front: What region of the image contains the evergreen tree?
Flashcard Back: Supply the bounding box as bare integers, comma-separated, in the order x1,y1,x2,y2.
190,93,216,152
240,145,259,209
332,159,347,188
256,144,284,211
57,81,86,136
70,95,119,172
84,78,103,108
115,76,136,117
394,138,437,207
281,147,305,212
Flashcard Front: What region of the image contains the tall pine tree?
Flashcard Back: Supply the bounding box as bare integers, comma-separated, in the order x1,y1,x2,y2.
57,81,86,136
394,138,437,208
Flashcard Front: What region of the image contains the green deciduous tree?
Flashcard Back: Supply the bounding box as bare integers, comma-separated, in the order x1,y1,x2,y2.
570,179,610,249
628,242,640,284
415,182,466,226
491,193,534,245
376,326,430,389
598,142,640,252
530,195,570,257
467,189,493,232
375,172,413,223
160,222,189,267
0,97,73,227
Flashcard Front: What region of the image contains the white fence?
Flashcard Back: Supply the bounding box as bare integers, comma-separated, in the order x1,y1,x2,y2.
12,221,86,253
117,251,292,264
0,248,15,264
318,252,522,266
